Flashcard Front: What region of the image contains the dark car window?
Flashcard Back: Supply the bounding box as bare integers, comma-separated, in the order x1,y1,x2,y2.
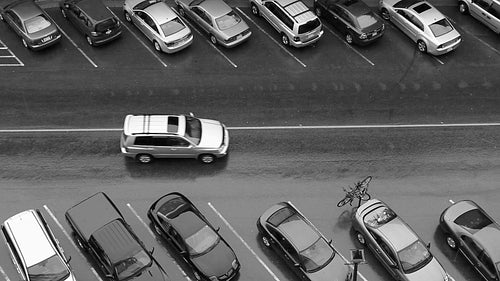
268,207,294,227
115,250,151,280
462,236,484,258
299,237,334,272
298,18,320,34
6,11,22,29
134,136,153,145
479,251,496,276
28,255,70,281
184,116,201,145
137,12,158,33
488,3,500,18
337,7,353,25
369,230,397,266
454,209,492,233
475,0,491,10
95,18,118,32
397,240,432,274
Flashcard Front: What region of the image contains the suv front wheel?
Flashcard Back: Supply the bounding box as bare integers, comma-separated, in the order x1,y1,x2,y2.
136,154,153,164
281,34,289,46
199,154,215,164
251,3,260,16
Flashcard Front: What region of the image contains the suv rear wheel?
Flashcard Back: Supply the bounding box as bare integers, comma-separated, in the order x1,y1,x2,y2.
136,154,153,164
458,2,469,14
199,154,215,164
345,33,353,44
124,12,132,22
251,3,259,16
281,34,289,46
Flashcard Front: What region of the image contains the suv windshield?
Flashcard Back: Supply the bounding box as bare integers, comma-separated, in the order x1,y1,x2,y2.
28,254,70,281
298,18,320,34
184,116,202,145
115,250,151,280
299,237,334,272
398,240,432,273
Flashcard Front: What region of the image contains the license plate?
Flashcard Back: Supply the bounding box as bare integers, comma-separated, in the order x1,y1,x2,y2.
106,30,112,34
373,31,377,36
237,34,242,39
41,36,51,43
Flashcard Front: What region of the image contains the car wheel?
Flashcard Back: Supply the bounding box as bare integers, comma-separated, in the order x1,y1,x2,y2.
210,34,217,45
124,12,132,22
345,33,353,44
136,154,153,164
153,41,161,52
281,33,289,46
199,154,215,164
446,235,458,250
314,7,321,17
251,3,259,16
417,40,427,53
61,8,67,18
178,6,185,17
86,36,93,46
22,39,28,49
458,2,469,14
356,232,366,245
193,271,201,281
380,8,390,20
262,236,271,247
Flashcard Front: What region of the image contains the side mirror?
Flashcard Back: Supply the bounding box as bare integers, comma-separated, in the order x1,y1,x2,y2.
66,256,72,263
426,242,431,249
150,247,155,254
189,112,195,117
215,227,220,232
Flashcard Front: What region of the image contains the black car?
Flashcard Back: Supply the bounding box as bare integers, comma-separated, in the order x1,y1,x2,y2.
65,192,170,281
148,192,240,281
440,200,500,281
313,0,384,45
60,0,121,46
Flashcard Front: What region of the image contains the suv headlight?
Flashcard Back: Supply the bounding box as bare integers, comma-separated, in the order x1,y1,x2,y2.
359,33,367,39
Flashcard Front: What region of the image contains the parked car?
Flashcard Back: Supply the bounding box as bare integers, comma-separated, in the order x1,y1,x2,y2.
148,192,240,281
313,0,384,45
124,0,192,53
353,199,455,281
439,200,500,281
0,0,61,50
257,201,353,281
120,113,229,164
60,0,121,46
1,209,76,281
458,0,500,34
250,0,324,47
65,192,170,281
379,0,461,55
175,0,251,47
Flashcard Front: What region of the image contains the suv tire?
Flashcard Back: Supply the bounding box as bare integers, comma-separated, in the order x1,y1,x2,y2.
281,33,289,46
136,154,153,164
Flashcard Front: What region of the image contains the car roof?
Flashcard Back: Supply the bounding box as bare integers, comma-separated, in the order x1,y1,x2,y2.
170,211,206,239
144,2,178,24
65,192,123,241
3,210,56,267
474,225,500,262
123,114,186,136
92,220,142,264
376,217,419,251
73,0,113,21
194,0,231,18
274,0,317,24
7,0,42,21
337,0,371,16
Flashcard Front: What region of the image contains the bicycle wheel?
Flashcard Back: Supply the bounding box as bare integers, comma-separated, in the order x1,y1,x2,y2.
337,196,353,207
360,176,372,188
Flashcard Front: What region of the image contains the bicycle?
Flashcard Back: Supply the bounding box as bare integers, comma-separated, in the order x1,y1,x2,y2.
336,176,372,208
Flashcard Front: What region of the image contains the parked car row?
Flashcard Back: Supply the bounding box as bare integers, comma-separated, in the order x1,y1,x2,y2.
1,0,499,54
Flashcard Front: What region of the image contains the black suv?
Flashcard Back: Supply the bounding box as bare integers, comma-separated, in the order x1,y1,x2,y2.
60,0,121,46
65,192,170,281
313,0,384,45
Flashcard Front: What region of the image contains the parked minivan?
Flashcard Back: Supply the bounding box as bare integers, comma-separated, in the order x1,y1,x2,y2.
250,0,324,47
458,0,500,34
60,0,122,46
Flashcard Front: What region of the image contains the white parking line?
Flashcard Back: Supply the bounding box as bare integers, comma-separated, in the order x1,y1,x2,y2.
322,25,374,66
43,205,103,281
433,56,444,65
107,8,168,68
207,202,281,281
237,8,306,68
0,39,24,67
0,266,11,281
126,203,192,281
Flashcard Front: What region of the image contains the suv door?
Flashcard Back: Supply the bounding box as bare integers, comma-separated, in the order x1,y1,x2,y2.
471,0,500,32
261,1,282,31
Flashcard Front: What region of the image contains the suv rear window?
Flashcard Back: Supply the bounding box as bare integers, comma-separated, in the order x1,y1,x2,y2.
95,18,117,32
298,18,320,34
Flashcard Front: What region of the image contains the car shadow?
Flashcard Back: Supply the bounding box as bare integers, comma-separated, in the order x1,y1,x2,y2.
124,155,228,179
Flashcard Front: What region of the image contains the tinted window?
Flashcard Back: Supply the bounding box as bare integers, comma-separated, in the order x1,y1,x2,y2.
160,17,185,36
429,18,454,37
299,237,334,272
28,255,70,281
115,250,151,280
298,18,320,34
454,209,492,232
268,207,294,227
95,18,118,32
184,116,201,145
134,136,153,145
397,240,432,274
25,15,51,34
412,2,431,13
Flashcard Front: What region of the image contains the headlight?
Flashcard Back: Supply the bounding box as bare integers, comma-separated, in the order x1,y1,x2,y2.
359,33,367,39
232,259,238,269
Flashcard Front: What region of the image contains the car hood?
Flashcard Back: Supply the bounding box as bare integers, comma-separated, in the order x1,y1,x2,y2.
198,119,223,148
191,241,235,277
218,20,249,38
133,261,170,281
405,257,447,281
308,255,350,281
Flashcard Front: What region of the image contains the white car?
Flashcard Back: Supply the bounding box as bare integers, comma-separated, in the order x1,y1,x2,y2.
1,210,75,281
379,0,461,55
123,0,193,53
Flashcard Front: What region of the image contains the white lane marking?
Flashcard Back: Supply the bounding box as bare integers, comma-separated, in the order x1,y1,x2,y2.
46,16,98,67
43,205,103,281
323,25,374,66
0,266,11,281
126,204,192,281
107,8,168,68
433,56,444,65
207,202,281,281
0,39,24,66
237,8,306,68
287,201,368,281
449,199,455,204
180,15,237,68
1,122,500,133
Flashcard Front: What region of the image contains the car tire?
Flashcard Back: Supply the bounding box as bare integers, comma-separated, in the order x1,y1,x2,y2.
345,33,353,44
22,39,28,49
61,8,67,19
458,2,469,14
445,235,458,250
380,8,390,20
136,154,153,164
417,40,427,53
153,41,161,52
251,3,259,16
314,7,321,17
210,34,217,45
262,236,271,247
281,33,289,46
178,6,185,17
356,232,366,245
124,12,132,22
86,36,93,46
199,154,215,164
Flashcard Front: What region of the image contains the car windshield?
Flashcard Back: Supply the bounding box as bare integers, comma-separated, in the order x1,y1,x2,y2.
161,18,186,37
299,237,334,272
28,254,70,281
184,116,202,145
397,240,432,273
298,18,321,34
429,18,453,37
215,11,241,30
115,250,151,280
355,13,378,29
454,209,492,233
25,15,51,34
185,225,220,256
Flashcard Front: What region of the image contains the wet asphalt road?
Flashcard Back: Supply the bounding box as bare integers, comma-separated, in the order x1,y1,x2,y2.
0,2,500,281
